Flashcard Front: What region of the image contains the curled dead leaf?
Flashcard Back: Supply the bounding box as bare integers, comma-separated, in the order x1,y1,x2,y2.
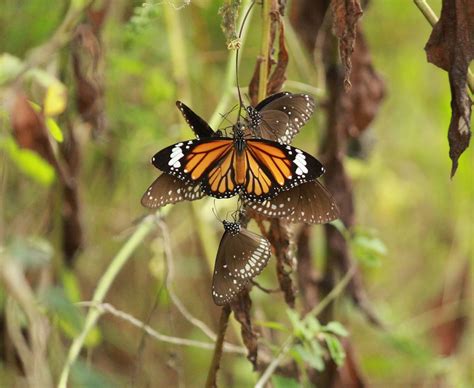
331,0,363,89
230,291,259,368
424,0,474,177
11,92,56,167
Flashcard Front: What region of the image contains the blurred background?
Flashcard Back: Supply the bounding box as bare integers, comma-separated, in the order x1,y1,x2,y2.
0,0,472,387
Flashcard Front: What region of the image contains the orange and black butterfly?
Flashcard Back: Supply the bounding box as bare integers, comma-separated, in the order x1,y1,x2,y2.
151,124,325,201
142,95,339,223
212,220,271,305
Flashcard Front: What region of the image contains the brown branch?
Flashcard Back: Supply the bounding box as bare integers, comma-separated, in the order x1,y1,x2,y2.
230,291,259,368
205,305,232,388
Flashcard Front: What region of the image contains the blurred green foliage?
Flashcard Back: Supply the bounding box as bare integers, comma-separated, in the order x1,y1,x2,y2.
0,0,472,386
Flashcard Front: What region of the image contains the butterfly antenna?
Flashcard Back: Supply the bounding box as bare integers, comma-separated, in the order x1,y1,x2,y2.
235,0,256,121
218,104,239,128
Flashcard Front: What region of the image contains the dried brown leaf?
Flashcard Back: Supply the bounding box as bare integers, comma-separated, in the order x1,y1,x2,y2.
331,0,363,89
230,291,258,368
425,0,474,177
267,20,289,96
343,26,385,138
11,92,56,166
72,23,106,137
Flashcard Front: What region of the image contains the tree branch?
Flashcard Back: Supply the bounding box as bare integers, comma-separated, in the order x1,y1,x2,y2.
205,305,232,388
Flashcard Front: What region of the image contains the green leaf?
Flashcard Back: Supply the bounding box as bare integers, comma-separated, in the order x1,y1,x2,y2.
272,375,300,388
351,228,387,267
324,321,349,337
287,309,304,337
0,53,23,85
323,333,346,366
46,117,64,142
255,321,288,332
1,137,55,186
293,343,325,371
61,269,81,302
304,315,322,337
329,219,348,238
8,236,53,268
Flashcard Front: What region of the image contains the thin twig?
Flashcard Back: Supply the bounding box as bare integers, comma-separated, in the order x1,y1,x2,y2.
413,0,474,93
251,280,281,294
255,265,356,387
76,302,245,354
205,305,232,388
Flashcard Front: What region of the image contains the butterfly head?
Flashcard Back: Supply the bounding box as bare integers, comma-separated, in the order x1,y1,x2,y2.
223,220,241,236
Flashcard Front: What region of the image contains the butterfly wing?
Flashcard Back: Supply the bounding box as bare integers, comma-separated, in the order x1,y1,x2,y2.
212,227,271,305
176,101,216,139
152,138,233,180
141,173,204,209
245,180,339,223
242,140,325,201
248,92,316,144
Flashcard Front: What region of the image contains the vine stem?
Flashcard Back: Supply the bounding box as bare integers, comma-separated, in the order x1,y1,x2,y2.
413,0,474,93
76,301,245,354
58,215,157,388
255,265,357,388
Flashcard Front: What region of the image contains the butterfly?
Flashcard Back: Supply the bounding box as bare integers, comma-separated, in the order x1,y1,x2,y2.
244,180,340,224
246,92,315,144
212,220,271,305
151,125,325,201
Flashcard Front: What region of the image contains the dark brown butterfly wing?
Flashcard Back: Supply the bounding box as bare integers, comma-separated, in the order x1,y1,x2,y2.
176,101,216,139
247,92,315,144
245,180,339,224
212,225,271,305
141,173,204,208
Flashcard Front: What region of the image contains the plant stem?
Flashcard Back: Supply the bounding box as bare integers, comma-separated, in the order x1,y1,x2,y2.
413,0,474,94
258,0,272,101
209,0,253,127
58,215,157,388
